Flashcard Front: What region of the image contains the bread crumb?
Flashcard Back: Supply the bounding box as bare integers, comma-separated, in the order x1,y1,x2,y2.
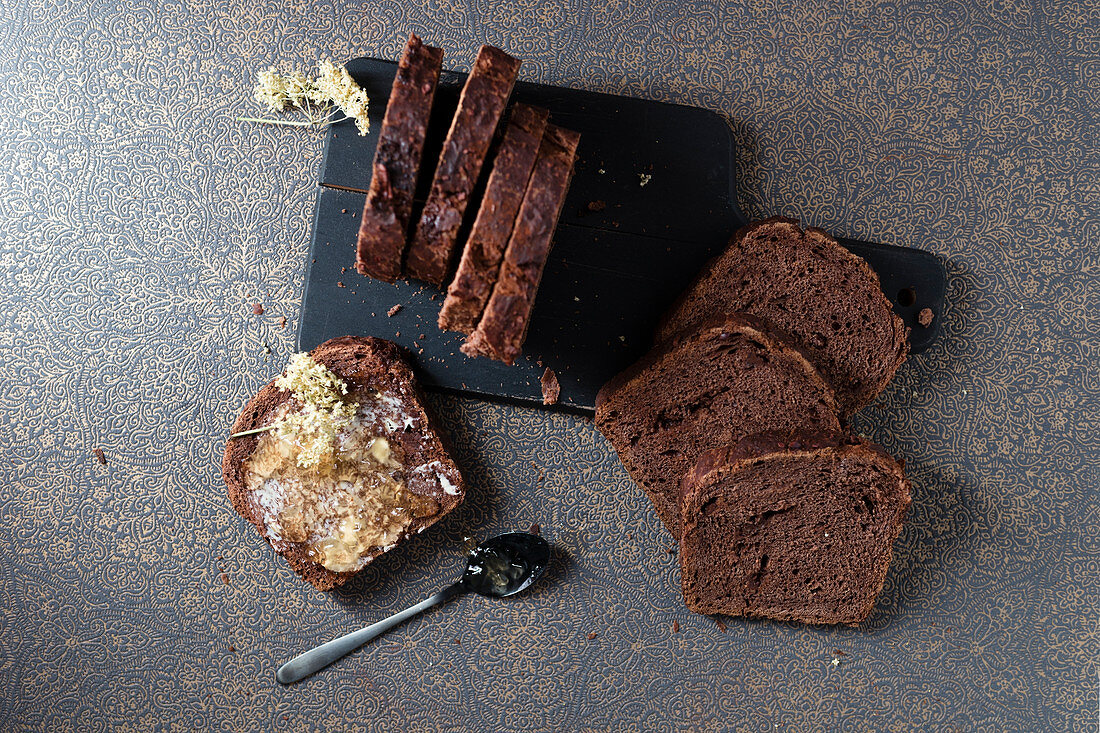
587,200,606,212
452,637,461,644
279,316,287,329
831,657,840,667
540,368,560,405
93,448,107,465
586,632,597,640
388,304,402,317
598,168,606,174
639,173,652,187
219,573,229,584
672,620,680,633
228,644,235,652
341,208,348,214
833,649,847,656
714,618,727,632
251,303,264,315
918,307,934,327
528,523,540,536
665,545,676,555
337,282,346,288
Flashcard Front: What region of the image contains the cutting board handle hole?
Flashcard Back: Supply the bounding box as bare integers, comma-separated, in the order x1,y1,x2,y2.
897,287,916,307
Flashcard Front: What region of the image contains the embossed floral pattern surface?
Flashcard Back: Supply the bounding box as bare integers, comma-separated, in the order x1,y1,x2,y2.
1,0,1097,730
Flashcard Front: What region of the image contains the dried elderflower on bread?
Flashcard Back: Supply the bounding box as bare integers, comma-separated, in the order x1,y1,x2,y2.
272,353,359,468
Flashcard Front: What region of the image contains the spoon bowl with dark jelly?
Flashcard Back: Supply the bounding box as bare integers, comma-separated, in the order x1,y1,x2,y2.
276,532,550,684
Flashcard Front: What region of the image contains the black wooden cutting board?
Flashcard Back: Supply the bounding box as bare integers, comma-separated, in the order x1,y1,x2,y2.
298,57,946,411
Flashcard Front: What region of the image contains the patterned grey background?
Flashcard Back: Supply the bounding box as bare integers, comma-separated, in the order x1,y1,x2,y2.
1,0,1097,730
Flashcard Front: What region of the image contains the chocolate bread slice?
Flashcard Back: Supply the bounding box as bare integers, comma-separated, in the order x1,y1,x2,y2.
355,34,443,282
462,124,580,364
406,45,521,285
679,431,911,625
657,217,909,416
594,314,841,537
223,337,465,590
438,103,549,334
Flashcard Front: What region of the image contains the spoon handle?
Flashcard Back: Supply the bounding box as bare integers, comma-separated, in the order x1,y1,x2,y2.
276,582,465,684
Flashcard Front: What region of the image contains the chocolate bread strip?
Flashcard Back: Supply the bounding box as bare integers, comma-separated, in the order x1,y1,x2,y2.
462,125,580,364
356,34,443,282
438,104,549,334
406,45,521,285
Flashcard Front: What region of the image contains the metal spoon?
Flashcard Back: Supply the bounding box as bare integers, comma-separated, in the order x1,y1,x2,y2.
276,531,550,684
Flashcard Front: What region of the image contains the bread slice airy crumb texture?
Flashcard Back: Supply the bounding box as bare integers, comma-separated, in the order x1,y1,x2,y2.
679,430,911,625
657,217,909,416
595,313,841,538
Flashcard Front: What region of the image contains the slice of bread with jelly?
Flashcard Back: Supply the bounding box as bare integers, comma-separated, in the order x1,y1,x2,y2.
222,337,464,590
679,431,911,625
657,217,909,416
594,313,841,538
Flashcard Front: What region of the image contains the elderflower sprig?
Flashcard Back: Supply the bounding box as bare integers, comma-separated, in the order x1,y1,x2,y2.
274,352,350,408
241,60,370,136
273,353,359,468
273,401,359,468
230,352,360,469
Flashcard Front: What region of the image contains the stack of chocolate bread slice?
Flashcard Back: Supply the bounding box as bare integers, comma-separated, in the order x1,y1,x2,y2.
355,35,579,365
459,125,580,364
657,216,909,416
596,217,913,625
